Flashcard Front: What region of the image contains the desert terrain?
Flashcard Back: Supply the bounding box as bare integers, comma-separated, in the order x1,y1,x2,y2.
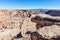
0,10,60,40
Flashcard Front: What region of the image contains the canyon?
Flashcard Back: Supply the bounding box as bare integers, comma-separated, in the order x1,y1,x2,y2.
0,10,60,40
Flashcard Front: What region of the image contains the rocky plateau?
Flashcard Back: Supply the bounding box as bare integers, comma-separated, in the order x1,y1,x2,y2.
0,10,60,40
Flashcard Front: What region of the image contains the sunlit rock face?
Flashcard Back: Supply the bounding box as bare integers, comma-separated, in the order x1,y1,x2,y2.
0,10,23,30
0,10,38,40
37,25,60,39
21,17,36,37
0,10,60,40
0,10,31,40
31,10,60,40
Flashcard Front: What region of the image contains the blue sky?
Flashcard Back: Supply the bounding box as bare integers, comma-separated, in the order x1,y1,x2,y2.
0,0,60,9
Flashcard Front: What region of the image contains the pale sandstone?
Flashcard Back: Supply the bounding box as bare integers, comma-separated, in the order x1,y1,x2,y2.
37,25,60,39
21,17,36,37
0,10,24,40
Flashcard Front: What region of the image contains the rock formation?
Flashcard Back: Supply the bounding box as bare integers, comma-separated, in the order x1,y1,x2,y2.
0,10,60,40
31,10,60,40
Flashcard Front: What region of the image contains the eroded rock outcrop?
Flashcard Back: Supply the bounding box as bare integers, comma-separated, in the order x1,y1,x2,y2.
0,10,38,40
31,10,60,40
37,25,60,39
0,10,60,40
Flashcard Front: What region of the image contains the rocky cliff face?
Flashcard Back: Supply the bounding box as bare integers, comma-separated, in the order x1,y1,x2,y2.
0,10,38,40
31,11,60,40
0,10,60,40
